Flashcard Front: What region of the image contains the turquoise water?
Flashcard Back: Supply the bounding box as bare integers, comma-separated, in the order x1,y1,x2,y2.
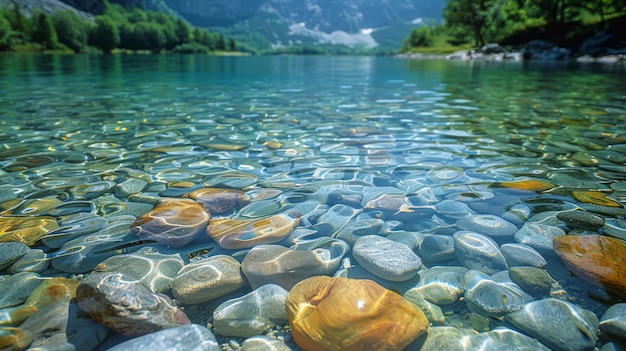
1,54,626,350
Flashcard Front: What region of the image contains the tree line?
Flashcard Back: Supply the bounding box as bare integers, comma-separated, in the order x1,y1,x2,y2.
0,2,236,54
403,0,626,50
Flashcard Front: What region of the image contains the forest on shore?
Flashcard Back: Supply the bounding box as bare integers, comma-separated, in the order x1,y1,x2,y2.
402,0,626,54
0,2,237,54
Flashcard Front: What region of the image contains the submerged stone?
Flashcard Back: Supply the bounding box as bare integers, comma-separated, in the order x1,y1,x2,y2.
106,324,220,351
506,298,599,351
0,277,79,327
77,272,190,336
93,247,184,293
600,303,626,341
241,244,343,290
453,231,508,274
172,255,245,305
554,234,626,299
207,211,300,250
286,276,429,351
0,242,30,270
456,214,517,238
131,198,210,248
185,187,250,215
213,284,288,338
556,210,605,230
0,216,59,246
353,235,422,281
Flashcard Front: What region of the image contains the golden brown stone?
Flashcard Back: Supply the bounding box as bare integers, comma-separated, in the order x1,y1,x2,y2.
185,188,250,215
286,276,429,351
207,212,300,250
554,235,626,299
0,327,33,351
572,191,622,208
0,217,59,246
495,179,556,192
131,198,210,247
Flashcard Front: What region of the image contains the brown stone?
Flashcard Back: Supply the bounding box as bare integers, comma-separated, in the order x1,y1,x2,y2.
207,211,300,250
131,198,210,247
286,276,429,351
553,235,626,298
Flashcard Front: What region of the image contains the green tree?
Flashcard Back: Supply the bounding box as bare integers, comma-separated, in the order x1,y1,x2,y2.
409,27,434,47
444,0,493,46
51,11,90,53
175,18,190,44
227,38,236,51
7,4,28,42
0,15,13,51
134,22,165,52
90,16,119,53
32,12,58,49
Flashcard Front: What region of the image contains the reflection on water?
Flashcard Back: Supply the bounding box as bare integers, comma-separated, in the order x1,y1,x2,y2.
0,54,625,350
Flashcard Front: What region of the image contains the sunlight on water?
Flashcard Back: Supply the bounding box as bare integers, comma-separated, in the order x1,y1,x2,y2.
0,54,625,350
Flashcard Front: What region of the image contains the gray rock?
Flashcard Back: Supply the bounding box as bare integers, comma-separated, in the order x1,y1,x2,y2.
464,270,532,318
172,255,246,305
0,272,42,309
93,247,184,293
114,177,149,198
416,326,550,351
456,214,517,238
600,303,626,341
501,243,547,268
241,245,336,290
419,234,455,263
213,284,288,338
241,335,293,351
76,272,190,336
557,210,604,230
107,324,220,351
0,242,30,270
509,266,558,298
17,299,74,351
8,249,49,274
514,223,565,251
453,231,508,274
412,266,468,305
506,298,599,351
353,235,422,281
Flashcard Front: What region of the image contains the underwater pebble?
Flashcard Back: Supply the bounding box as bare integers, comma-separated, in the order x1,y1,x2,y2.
506,298,599,351
352,234,422,281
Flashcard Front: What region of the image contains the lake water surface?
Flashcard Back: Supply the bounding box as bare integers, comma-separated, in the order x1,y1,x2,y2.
1,54,625,350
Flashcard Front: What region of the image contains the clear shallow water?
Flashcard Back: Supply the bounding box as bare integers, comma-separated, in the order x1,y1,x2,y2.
1,54,626,350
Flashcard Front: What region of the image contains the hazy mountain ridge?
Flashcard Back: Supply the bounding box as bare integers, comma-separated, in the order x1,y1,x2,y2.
18,0,446,50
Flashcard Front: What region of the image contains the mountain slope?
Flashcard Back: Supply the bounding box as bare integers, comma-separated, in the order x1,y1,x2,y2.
51,0,446,50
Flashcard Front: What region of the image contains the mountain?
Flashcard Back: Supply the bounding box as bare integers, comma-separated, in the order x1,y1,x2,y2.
32,0,446,50
165,0,446,50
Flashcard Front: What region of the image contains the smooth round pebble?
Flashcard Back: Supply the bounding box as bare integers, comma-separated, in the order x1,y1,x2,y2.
453,231,508,274
456,214,517,238
107,324,220,351
353,235,422,281
172,255,246,305
0,242,30,270
600,303,626,341
213,284,288,338
506,298,599,351
500,243,547,268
